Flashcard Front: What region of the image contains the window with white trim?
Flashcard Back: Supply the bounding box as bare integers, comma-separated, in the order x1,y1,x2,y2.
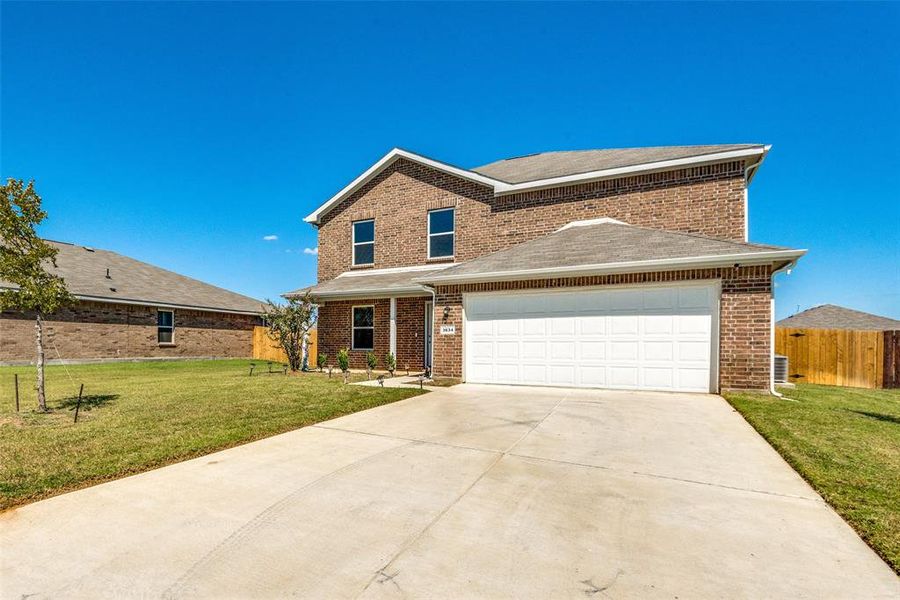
428,207,454,258
352,219,375,266
352,306,374,350
157,310,174,344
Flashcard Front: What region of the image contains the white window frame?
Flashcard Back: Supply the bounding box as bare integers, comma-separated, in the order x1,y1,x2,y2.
352,219,375,266
157,309,175,345
351,304,375,351
427,207,455,259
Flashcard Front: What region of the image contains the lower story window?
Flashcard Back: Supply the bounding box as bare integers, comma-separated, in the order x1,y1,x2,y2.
158,309,174,344
352,305,374,350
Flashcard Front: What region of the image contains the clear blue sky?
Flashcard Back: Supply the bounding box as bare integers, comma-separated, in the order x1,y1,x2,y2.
2,2,898,319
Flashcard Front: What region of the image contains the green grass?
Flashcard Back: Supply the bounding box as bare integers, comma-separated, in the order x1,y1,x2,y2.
724,384,900,573
0,359,424,511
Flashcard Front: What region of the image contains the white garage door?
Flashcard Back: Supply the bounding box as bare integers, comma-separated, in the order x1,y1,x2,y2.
463,284,718,393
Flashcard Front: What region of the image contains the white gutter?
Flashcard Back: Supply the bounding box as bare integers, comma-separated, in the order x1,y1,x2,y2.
303,286,433,301
418,249,807,285
304,146,769,225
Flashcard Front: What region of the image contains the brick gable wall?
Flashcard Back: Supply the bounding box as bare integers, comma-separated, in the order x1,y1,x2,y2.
431,266,773,391
0,301,258,363
316,158,747,281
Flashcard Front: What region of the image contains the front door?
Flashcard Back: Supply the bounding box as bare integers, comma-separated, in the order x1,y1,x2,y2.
424,302,433,368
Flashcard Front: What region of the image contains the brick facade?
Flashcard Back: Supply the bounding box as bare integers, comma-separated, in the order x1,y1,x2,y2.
312,156,776,390
317,158,747,281
431,267,773,391
316,297,427,371
0,300,258,363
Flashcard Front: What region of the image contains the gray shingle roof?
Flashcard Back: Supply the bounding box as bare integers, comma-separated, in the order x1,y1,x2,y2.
472,144,764,184
417,220,801,283
777,305,900,331
0,241,265,314
289,266,451,300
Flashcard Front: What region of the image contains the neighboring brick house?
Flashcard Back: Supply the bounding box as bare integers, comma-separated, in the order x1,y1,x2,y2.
289,145,805,392
1,241,264,364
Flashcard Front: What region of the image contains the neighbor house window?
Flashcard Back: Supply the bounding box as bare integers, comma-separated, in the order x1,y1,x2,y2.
157,310,174,344
428,207,454,258
352,305,374,350
352,219,375,266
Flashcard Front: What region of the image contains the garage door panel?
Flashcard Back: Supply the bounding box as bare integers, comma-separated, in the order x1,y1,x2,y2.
495,364,519,382
549,341,576,361
496,342,519,360
550,317,576,336
521,341,546,360
549,365,576,386
579,315,606,335
643,367,674,389
580,341,606,361
522,319,545,336
464,284,716,392
609,366,639,387
610,341,639,361
610,315,639,335
644,341,674,361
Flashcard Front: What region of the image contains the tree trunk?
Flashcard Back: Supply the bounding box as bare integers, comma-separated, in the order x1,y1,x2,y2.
300,332,309,371
36,312,49,412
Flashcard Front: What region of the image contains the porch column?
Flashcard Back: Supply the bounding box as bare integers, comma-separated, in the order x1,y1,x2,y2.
389,297,397,357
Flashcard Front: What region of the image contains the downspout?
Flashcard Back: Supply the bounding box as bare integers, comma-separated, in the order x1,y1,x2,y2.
425,284,437,378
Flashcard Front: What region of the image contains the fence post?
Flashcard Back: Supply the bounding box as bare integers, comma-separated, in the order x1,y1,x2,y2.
73,383,84,423
14,374,19,412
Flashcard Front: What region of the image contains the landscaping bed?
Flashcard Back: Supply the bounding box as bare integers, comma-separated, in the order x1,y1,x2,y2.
724,384,900,573
0,359,424,511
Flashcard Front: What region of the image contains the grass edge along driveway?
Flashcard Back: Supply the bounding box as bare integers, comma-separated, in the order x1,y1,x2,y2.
1,359,424,511
724,384,900,574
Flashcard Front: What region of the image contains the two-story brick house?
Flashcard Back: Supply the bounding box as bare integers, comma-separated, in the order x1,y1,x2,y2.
290,145,804,392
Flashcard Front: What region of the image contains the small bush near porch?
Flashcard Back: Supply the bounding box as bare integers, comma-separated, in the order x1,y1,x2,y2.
724,384,900,573
0,359,423,511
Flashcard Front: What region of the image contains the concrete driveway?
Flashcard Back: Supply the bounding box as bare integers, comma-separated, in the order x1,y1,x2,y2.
1,385,897,599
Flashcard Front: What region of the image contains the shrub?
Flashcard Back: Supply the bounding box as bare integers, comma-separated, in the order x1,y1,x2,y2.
384,352,396,376
366,351,377,371
317,353,327,371
337,348,350,373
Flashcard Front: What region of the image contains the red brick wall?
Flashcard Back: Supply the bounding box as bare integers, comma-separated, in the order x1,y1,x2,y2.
431,267,773,391
316,297,428,371
0,301,258,363
316,158,747,281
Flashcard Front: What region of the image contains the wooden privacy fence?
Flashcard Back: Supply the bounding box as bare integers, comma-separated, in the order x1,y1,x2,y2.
252,326,317,366
775,327,900,389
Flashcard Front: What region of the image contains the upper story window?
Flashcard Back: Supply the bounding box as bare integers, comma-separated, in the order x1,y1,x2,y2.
352,219,375,266
428,207,455,259
157,309,174,344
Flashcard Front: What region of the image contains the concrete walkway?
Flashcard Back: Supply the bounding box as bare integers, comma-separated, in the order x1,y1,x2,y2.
1,385,897,598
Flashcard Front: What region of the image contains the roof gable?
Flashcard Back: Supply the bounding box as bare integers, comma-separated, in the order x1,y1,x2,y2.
304,144,770,225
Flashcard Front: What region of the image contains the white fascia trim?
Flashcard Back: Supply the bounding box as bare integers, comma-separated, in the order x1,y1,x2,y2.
492,147,768,196
311,287,433,301
303,148,503,224
73,294,264,316
418,249,807,285
557,217,627,231
337,263,452,278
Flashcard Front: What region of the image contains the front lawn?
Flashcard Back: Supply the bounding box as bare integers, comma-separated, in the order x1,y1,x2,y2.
724,384,900,573
0,359,424,511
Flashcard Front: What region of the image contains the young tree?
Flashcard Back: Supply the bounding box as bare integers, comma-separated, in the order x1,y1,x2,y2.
263,293,316,372
0,179,74,412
